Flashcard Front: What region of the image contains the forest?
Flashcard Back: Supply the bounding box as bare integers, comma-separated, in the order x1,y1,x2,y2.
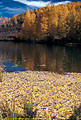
1,2,81,44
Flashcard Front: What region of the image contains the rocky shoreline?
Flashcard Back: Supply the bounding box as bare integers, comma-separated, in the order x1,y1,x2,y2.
0,71,81,119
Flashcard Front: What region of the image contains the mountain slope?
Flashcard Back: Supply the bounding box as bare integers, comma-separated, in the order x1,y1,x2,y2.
0,0,81,17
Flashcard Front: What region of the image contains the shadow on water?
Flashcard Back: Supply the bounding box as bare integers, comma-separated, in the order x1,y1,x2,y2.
0,41,81,73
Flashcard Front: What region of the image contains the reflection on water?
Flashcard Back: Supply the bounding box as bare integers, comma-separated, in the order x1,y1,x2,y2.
0,41,81,73
2,62,25,72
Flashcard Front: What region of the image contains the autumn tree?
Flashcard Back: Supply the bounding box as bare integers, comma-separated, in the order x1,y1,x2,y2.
20,2,81,43
22,10,36,41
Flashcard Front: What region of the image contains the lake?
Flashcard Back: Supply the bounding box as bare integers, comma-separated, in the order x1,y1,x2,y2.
0,41,81,73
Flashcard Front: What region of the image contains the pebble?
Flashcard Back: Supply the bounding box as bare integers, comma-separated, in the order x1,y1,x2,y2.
0,71,81,119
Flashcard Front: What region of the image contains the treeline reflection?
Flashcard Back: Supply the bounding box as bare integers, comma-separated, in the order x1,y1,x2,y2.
0,42,81,73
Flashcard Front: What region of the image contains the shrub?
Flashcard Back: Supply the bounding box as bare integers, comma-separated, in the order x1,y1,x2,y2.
69,105,81,120
0,67,3,82
24,102,37,118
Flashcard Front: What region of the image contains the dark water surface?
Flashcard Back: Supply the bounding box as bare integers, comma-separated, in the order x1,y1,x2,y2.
0,41,81,73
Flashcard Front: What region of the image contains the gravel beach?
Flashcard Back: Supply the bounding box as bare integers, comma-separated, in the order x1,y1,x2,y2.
0,71,81,119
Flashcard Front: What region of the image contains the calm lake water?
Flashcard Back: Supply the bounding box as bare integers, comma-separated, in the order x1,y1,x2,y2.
0,41,81,73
